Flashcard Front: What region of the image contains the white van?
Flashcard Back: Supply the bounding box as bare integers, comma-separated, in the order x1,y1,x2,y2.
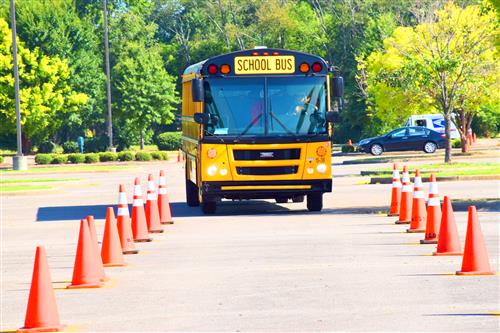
405,114,460,139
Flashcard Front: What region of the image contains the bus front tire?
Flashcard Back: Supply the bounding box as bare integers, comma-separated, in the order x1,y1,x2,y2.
275,197,288,204
307,193,323,212
201,201,216,214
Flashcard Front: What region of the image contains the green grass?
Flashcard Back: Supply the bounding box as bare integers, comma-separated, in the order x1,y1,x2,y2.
0,177,81,184
129,145,159,152
371,162,499,178
1,184,52,192
0,165,132,174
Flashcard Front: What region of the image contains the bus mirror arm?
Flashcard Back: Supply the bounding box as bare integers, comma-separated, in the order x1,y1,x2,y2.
194,112,209,125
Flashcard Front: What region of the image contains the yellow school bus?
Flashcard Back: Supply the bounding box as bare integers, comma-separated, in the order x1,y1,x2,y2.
181,48,343,214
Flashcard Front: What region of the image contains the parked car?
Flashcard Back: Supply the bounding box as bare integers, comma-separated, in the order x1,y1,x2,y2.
357,127,446,156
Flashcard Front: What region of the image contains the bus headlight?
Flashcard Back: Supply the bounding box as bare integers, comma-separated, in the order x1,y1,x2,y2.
219,168,228,176
207,165,217,176
306,167,314,174
316,163,327,174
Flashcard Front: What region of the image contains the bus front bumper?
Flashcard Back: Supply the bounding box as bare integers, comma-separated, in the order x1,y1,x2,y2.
201,179,332,201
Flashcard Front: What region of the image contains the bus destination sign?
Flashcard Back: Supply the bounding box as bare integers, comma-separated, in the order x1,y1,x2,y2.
234,56,295,75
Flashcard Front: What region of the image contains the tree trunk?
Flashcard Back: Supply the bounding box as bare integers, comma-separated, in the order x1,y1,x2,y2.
460,133,469,153
140,130,144,150
444,112,452,163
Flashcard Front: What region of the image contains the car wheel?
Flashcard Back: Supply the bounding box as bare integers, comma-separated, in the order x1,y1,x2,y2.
370,144,383,156
307,193,323,212
201,200,216,214
292,195,305,203
423,141,437,153
275,198,288,204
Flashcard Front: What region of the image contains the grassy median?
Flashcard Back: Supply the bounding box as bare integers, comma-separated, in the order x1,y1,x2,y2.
366,162,500,177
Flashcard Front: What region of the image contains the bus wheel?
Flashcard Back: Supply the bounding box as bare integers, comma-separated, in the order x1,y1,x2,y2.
307,193,323,212
201,201,216,214
185,178,199,207
275,197,288,204
292,195,304,203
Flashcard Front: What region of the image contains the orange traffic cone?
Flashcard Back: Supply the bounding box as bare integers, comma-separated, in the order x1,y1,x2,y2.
101,207,126,266
116,184,138,254
388,163,401,217
177,149,181,163
420,174,441,244
158,170,174,224
18,246,64,332
131,178,152,242
456,206,495,275
467,133,472,146
67,219,104,289
396,166,413,224
472,132,477,143
86,216,108,281
145,174,163,233
407,170,426,232
433,196,462,256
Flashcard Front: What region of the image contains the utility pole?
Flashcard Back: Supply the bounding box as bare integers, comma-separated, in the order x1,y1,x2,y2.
103,0,114,151
10,0,27,170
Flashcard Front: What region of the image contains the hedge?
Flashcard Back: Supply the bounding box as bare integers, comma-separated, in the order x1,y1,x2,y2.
84,153,100,163
135,151,152,161
68,153,85,164
35,154,53,165
51,155,68,164
117,151,135,161
341,144,356,153
452,139,462,148
0,155,4,163
62,141,79,154
151,151,168,160
99,152,118,162
156,132,182,151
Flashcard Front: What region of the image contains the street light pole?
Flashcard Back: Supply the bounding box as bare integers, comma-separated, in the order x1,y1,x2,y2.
103,0,114,151
10,0,27,170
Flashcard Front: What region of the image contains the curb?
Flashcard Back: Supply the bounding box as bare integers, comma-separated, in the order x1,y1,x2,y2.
369,175,500,184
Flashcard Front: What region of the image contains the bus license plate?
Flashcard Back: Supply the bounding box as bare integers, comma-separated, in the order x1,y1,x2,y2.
234,56,295,75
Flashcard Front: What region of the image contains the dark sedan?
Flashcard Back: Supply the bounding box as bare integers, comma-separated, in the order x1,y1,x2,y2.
357,127,446,156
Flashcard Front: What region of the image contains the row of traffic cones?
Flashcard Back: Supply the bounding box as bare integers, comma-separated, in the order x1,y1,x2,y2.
18,170,174,332
388,163,494,276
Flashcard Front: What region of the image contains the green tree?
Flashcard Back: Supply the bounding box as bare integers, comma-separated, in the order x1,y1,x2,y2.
361,2,498,161
0,18,87,151
110,10,178,149
7,0,106,141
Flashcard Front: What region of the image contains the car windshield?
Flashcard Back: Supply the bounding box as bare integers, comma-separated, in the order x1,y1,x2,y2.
203,76,327,136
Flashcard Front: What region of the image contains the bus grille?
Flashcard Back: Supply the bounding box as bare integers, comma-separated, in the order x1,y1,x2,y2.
236,166,298,176
233,149,300,160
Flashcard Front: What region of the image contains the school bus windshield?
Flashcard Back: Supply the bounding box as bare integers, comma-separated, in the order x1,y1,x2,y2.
204,76,327,137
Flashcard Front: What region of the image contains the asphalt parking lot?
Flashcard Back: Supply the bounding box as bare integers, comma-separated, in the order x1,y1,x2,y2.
1,157,499,331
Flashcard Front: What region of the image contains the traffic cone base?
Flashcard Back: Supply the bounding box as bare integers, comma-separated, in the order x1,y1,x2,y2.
161,221,173,225
456,270,494,276
395,220,410,225
18,324,65,333
66,281,103,289
433,251,462,256
420,239,437,244
406,228,425,233
150,229,164,233
104,262,127,267
134,238,153,243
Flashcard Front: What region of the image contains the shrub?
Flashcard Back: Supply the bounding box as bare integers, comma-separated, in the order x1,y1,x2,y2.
0,156,4,163
451,139,462,148
84,153,99,164
135,151,152,161
341,144,355,153
51,154,68,164
151,151,168,160
156,132,182,151
85,136,108,153
38,141,56,153
35,154,53,165
117,151,135,161
68,153,85,164
62,141,79,154
99,152,118,162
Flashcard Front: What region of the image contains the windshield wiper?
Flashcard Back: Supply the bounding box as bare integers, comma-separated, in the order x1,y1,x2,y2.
234,112,263,142
268,98,294,135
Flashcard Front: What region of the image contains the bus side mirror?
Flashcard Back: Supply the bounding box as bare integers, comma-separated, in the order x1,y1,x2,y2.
325,111,341,123
332,76,344,98
192,78,204,102
194,112,209,125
